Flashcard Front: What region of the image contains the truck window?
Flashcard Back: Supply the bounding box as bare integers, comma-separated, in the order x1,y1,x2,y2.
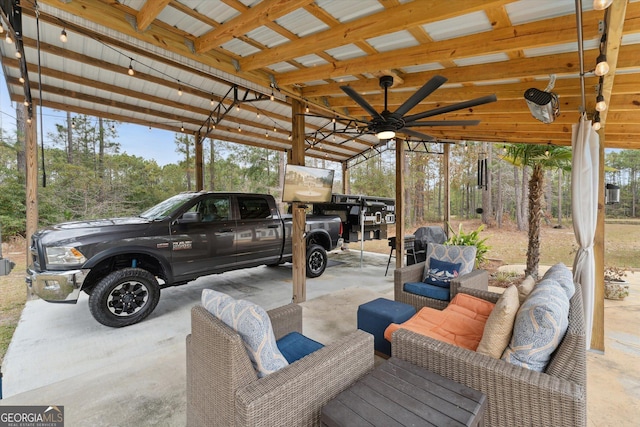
188,196,231,222
238,197,272,220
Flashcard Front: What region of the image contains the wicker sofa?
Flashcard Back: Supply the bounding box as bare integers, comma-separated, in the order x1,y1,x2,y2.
391,284,587,426
394,260,489,310
186,303,374,427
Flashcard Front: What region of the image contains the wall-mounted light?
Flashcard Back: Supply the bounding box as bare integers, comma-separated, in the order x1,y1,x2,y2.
60,28,68,43
595,53,609,76
605,183,620,204
593,0,613,10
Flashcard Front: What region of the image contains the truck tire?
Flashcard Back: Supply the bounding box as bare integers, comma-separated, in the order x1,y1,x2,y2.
306,244,327,278
88,268,161,328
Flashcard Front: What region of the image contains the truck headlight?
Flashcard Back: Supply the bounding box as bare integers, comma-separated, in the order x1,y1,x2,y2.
45,246,87,266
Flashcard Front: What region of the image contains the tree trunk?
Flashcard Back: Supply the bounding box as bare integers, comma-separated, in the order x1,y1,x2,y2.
557,169,563,228
514,165,524,230
208,138,215,190
404,156,412,226
496,159,502,228
66,111,73,164
521,165,529,230
15,105,26,174
525,164,545,279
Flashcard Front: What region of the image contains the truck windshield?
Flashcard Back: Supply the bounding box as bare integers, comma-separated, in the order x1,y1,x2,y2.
139,193,199,220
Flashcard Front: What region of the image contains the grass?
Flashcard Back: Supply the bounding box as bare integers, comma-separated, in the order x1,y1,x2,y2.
0,237,27,366
1,220,638,364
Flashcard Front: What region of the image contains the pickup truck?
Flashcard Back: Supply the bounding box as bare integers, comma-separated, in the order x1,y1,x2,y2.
26,192,342,327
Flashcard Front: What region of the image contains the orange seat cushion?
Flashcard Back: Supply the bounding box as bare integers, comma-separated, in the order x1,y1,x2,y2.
384,293,495,351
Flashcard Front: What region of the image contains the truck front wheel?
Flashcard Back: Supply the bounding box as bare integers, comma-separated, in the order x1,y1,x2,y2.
306,244,327,278
88,268,161,327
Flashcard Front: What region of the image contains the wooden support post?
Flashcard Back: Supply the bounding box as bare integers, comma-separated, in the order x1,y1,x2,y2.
342,162,350,194
25,106,38,260
443,143,451,237
291,99,306,303
395,138,405,270
195,132,203,191
592,129,606,351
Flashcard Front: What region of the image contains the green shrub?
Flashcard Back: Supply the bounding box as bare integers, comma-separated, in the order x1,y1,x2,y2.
446,223,490,267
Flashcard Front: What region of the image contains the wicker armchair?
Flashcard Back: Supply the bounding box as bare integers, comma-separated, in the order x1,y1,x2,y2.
394,260,489,310
391,285,586,427
186,303,374,427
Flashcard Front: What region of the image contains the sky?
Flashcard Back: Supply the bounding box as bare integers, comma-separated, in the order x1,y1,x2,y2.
0,69,179,166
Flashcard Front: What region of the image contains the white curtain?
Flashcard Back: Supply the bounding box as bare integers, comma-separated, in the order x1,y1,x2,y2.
571,114,600,349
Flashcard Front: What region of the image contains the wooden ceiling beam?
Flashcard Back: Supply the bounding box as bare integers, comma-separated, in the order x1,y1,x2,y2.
195,0,314,53
239,0,513,71
275,7,624,86
136,0,171,31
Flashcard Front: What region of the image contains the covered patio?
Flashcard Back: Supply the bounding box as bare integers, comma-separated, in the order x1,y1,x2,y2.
1,0,637,352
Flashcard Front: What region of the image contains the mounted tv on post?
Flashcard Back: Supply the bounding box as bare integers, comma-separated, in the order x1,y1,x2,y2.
282,164,334,204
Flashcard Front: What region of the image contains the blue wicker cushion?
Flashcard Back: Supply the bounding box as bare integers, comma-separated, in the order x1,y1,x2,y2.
276,332,324,363
424,243,476,279
423,257,462,288
501,279,570,371
541,262,575,299
403,282,450,301
201,289,288,377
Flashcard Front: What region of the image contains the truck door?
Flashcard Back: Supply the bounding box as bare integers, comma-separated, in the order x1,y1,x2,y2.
170,195,236,278
235,195,283,267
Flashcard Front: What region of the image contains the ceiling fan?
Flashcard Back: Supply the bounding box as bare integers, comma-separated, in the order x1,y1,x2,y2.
339,75,497,141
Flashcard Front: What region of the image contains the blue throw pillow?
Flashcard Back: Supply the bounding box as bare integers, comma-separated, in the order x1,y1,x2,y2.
423,257,462,288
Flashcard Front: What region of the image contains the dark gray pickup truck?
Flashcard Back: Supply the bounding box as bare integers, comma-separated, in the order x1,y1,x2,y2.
26,192,342,327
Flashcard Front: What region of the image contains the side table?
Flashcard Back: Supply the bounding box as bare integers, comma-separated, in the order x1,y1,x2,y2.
321,357,486,426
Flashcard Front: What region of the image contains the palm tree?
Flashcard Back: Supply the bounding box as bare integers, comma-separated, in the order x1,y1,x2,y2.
502,144,572,278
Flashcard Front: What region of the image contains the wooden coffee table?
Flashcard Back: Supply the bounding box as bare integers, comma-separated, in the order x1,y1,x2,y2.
321,357,486,426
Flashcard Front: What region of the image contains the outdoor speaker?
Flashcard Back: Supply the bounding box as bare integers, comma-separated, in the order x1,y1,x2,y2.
524,88,559,124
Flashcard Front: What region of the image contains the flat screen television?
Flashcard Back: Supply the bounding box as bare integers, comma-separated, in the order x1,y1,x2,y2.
282,164,334,204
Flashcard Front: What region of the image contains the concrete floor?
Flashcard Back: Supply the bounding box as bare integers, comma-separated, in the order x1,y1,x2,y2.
1,249,639,426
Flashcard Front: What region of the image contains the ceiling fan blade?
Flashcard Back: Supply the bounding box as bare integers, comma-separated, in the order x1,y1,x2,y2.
400,128,436,141
340,85,384,121
393,75,447,117
404,120,481,127
404,94,497,122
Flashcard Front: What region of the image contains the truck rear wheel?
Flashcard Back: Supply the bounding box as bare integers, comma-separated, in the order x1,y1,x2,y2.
88,268,160,327
306,244,327,278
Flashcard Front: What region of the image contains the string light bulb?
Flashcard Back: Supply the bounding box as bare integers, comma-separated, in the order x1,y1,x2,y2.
181,123,185,132
595,94,607,112
265,131,269,138
236,104,240,112
288,134,292,140
60,28,68,43
502,145,507,154
595,54,609,76
273,126,277,132
19,76,24,83
593,0,613,10
14,50,21,58
23,99,29,106
270,90,275,101
0,26,4,34
210,96,214,106
26,117,32,124
593,112,601,131
238,125,241,132
178,86,183,96
256,111,260,118
5,32,13,44
545,144,551,156
305,104,309,113
71,119,76,129
127,59,134,76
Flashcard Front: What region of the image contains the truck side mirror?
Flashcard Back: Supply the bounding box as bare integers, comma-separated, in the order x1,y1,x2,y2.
178,212,201,223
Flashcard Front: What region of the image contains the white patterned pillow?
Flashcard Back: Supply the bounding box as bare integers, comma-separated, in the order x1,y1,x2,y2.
201,289,288,377
424,243,476,278
501,279,570,371
541,262,575,299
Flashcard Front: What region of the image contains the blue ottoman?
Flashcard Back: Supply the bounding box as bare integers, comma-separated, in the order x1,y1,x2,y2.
357,298,416,356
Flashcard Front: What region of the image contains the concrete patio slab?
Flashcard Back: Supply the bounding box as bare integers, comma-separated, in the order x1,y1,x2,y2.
1,251,639,426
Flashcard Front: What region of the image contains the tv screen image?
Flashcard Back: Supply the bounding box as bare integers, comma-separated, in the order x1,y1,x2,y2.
282,164,334,203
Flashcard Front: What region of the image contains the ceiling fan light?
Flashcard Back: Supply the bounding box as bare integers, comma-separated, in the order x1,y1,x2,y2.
375,130,395,140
